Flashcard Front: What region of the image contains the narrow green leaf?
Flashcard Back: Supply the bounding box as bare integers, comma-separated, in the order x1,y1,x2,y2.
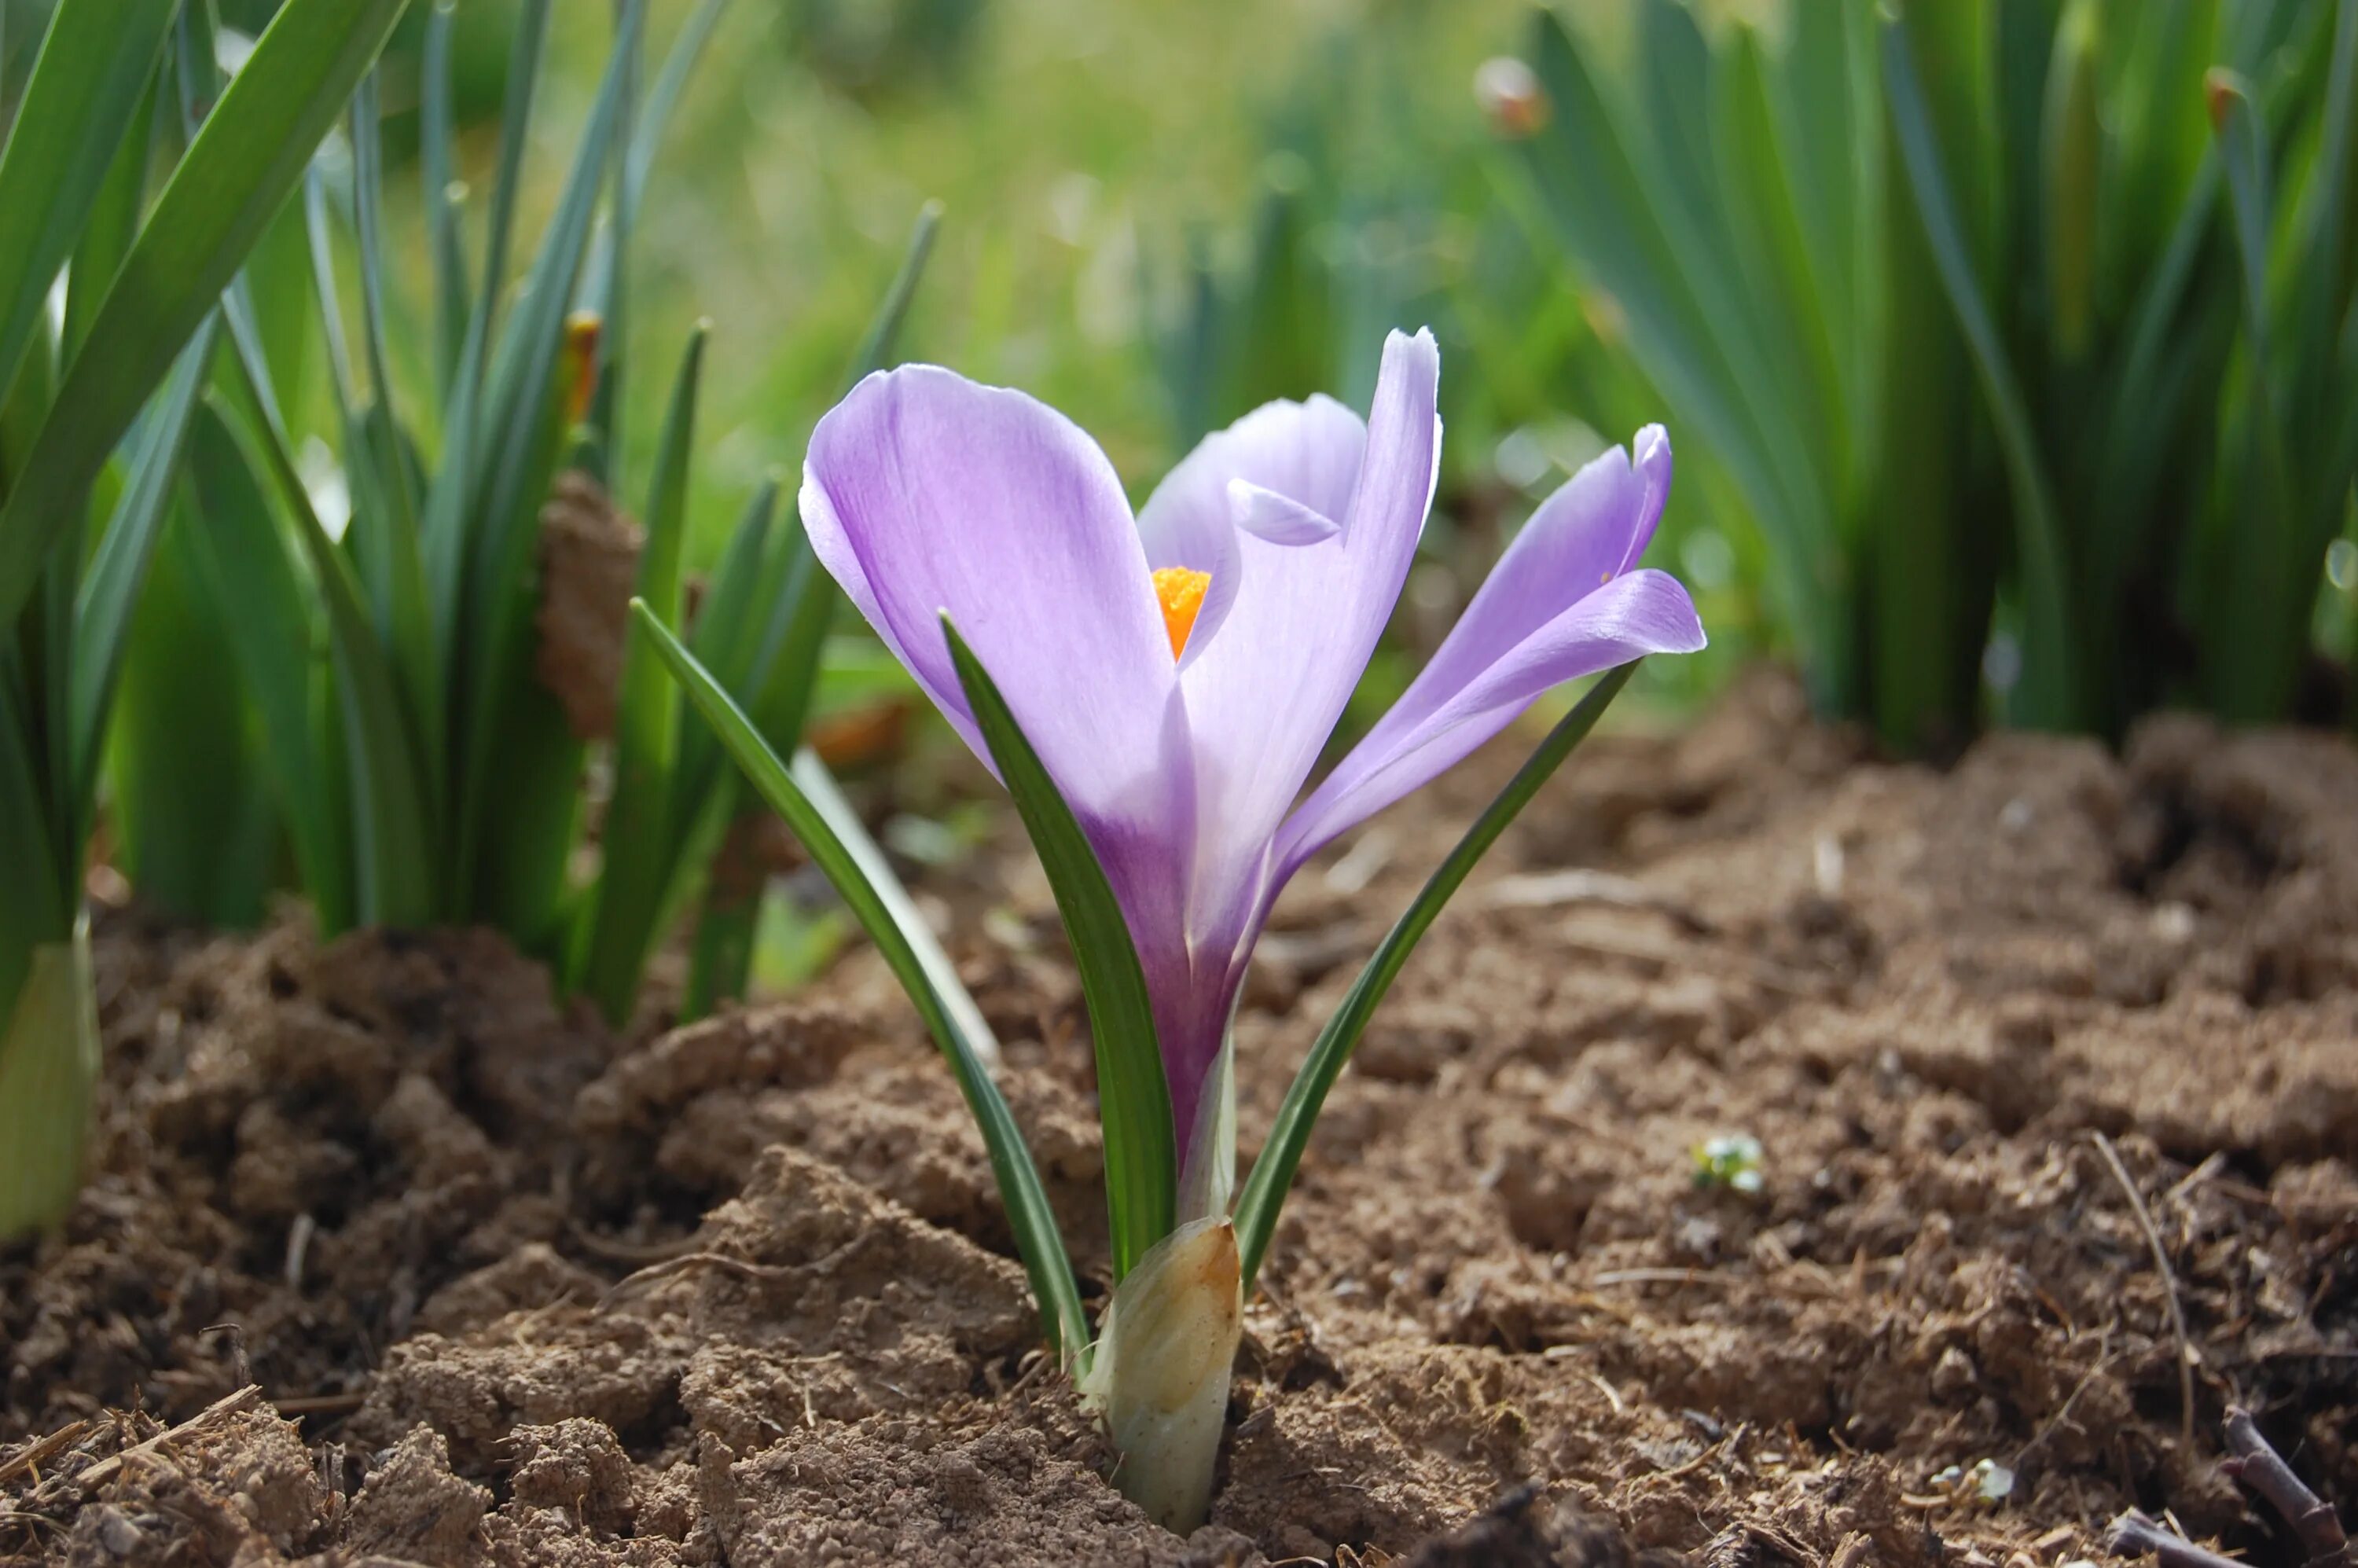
68,313,217,816
678,201,942,1015
105,494,281,926
421,2,468,405
422,0,552,626
635,597,1088,1361
2292,1,2357,434
182,397,348,932
2207,68,2304,719
1881,14,2078,729
345,71,437,774
1232,663,1638,1292
62,72,156,362
582,0,648,474
224,328,433,925
2042,0,2102,360
0,923,98,1243
580,324,706,1024
0,0,407,633
0,678,68,1018
944,616,1175,1281
446,13,641,911
0,1,175,410
626,0,734,216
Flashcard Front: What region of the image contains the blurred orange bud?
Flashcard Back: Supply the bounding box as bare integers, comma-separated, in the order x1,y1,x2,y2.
1475,57,1549,139
564,310,603,426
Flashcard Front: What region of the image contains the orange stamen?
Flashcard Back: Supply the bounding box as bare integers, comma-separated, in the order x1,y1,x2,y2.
1152,567,1211,660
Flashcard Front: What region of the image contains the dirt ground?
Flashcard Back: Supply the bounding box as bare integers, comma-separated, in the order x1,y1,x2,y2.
4,674,2355,1566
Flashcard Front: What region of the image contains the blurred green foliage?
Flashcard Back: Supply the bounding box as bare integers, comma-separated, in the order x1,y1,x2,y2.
1509,0,2358,750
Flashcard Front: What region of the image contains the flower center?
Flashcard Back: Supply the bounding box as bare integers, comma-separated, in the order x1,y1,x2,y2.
1151,567,1210,660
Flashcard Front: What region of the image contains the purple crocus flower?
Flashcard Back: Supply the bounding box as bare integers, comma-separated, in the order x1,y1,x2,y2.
802,329,1703,1188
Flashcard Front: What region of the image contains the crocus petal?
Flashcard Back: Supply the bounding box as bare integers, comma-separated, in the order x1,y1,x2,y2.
1274,431,1699,875
1160,329,1442,1140
801,365,1193,922
1227,479,1339,545
1137,392,1366,667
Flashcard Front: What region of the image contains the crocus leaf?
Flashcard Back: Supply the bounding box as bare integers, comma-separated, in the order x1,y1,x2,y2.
1880,13,2077,731
0,0,407,634
626,0,735,216
421,2,468,404
61,68,156,363
0,924,98,1243
678,202,942,1017
580,325,706,1025
2293,0,2358,435
633,596,1089,1361
447,2,638,890
2206,68,2304,719
0,0,175,412
68,314,221,821
944,616,1177,1282
0,679,68,1015
224,329,434,927
2040,0,2102,362
421,0,550,626
1232,662,1637,1292
182,397,351,934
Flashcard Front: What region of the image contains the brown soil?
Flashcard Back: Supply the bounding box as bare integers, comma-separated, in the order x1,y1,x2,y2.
5,674,2355,1566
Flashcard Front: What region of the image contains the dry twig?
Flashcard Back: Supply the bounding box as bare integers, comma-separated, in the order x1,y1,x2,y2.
76,1385,262,1490
2091,1131,2196,1445
0,1421,89,1488
2224,1406,2351,1566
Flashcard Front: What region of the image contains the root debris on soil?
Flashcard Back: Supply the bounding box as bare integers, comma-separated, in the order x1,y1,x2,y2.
6,674,2356,1566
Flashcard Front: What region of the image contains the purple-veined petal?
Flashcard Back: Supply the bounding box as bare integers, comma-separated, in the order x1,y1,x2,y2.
1273,431,1700,874
1160,329,1442,1141
801,364,1196,953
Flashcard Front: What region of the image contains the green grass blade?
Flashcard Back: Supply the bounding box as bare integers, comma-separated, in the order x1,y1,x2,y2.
944,617,1175,1281
579,325,705,1024
1881,14,2078,730
0,0,406,633
634,597,1088,1361
1232,663,1637,1293
0,1,175,409
68,313,219,819
182,397,349,933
